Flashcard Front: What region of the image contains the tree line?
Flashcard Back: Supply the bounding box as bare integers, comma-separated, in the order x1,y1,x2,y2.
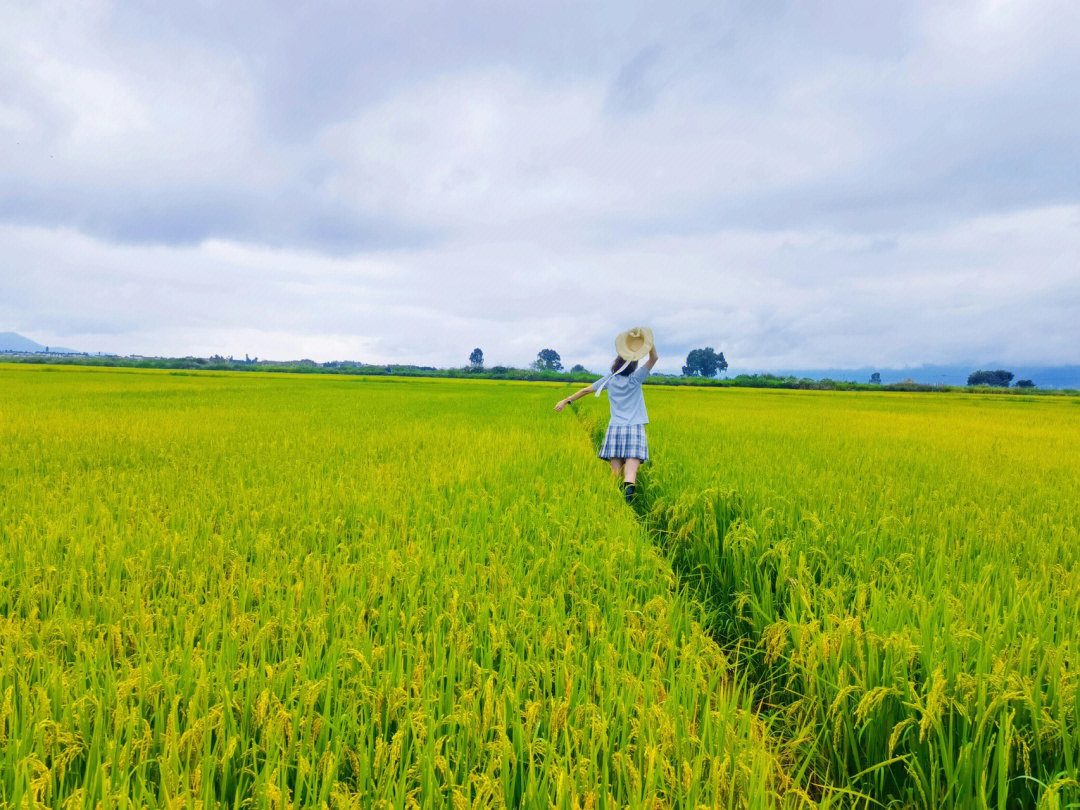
966,369,1034,388
7,351,1064,394
467,346,729,378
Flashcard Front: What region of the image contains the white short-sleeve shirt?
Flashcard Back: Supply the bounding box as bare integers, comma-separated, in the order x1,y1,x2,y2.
590,365,650,425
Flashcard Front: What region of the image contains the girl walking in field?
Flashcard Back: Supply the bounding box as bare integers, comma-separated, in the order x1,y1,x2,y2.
555,328,658,503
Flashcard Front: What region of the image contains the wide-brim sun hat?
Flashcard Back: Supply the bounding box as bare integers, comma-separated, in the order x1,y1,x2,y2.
615,327,654,362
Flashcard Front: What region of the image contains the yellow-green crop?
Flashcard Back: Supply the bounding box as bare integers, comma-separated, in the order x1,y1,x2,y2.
0,365,814,809
576,386,1080,809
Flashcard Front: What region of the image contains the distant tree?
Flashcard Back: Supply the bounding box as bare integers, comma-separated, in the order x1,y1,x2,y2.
967,369,1014,387
533,349,563,371
1015,379,1035,388
682,347,727,378
570,364,587,374
869,372,881,385
469,347,484,369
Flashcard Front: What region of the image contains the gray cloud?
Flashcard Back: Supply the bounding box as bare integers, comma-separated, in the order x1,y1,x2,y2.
2,0,1078,368
607,44,663,113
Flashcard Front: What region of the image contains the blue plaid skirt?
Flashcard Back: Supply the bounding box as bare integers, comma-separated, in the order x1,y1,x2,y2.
597,423,649,461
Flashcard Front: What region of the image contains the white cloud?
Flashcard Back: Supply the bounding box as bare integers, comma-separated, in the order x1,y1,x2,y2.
4,203,1076,369
911,0,1080,89
1,0,272,192
315,68,866,233
1,1,1078,370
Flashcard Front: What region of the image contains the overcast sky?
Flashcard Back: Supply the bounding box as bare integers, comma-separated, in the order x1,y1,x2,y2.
2,1,1078,372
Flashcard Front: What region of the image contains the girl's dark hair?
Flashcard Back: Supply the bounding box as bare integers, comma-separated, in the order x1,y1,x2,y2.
611,356,638,376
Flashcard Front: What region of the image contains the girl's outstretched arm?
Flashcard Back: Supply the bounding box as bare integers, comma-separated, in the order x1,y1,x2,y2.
555,385,595,411
644,345,659,371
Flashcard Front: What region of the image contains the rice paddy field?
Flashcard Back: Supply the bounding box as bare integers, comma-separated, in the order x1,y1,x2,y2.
585,386,1080,809
2,364,1078,808
0,365,809,809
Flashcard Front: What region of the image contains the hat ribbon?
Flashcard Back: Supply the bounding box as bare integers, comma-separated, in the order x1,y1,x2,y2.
594,360,632,396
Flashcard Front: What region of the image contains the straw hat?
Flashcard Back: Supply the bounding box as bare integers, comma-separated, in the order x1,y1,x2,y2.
615,326,654,362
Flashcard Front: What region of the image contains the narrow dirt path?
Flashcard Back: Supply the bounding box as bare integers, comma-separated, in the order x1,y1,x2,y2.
565,399,848,807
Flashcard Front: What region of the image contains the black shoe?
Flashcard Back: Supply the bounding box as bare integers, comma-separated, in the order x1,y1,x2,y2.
622,482,636,503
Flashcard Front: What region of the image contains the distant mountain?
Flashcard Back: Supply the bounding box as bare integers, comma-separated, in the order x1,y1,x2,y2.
0,331,79,354
758,364,1080,390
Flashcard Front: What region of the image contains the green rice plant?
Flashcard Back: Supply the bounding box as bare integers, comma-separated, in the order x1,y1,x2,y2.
0,365,818,809
576,386,1080,808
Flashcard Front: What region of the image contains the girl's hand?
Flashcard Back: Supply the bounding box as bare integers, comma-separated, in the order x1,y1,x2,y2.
554,398,567,411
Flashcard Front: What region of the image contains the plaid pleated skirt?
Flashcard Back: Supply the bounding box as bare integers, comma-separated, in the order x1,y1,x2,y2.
597,423,649,461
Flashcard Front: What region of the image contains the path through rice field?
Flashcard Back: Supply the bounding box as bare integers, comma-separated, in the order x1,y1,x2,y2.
572,384,1080,809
